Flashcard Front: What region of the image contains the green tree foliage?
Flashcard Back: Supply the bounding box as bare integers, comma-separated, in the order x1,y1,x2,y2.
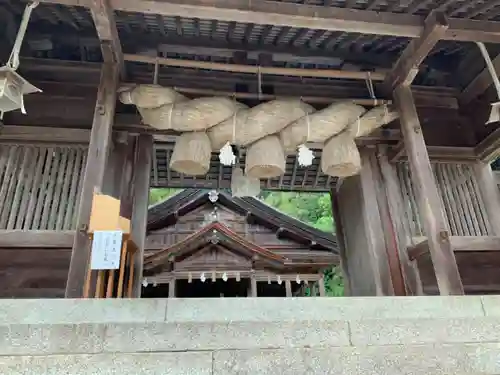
149,188,181,206
259,191,335,233
259,191,343,296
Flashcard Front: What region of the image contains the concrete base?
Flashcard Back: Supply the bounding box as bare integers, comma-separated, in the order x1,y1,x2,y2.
1,296,500,374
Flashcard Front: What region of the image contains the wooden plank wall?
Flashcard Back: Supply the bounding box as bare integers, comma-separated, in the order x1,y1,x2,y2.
0,144,87,230
396,161,491,237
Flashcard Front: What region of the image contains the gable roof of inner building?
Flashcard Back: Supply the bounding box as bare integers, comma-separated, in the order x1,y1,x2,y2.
147,189,338,254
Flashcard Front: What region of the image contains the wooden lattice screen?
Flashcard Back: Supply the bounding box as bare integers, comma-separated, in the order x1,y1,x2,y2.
396,162,491,237
0,144,87,230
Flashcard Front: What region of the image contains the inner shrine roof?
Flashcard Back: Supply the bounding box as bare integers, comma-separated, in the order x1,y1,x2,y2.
147,189,339,253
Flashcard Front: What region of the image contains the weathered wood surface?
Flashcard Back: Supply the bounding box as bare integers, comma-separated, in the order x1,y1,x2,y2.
0,230,75,248
377,146,422,295
65,63,119,298
131,134,153,297
36,0,500,42
359,149,394,296
365,148,407,296
395,85,464,295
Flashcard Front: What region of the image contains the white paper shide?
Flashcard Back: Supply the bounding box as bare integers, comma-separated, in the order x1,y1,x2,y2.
90,230,123,270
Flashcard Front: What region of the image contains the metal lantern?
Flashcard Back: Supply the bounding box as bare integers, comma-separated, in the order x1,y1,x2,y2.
0,67,40,114
0,2,41,115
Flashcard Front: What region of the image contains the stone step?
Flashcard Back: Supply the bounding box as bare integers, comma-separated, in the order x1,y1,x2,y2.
2,344,500,375
1,317,500,355
2,295,498,325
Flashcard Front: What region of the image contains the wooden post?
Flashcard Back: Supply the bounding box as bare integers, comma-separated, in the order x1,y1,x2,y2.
359,148,394,296
65,63,118,298
318,275,326,297
394,85,464,295
130,134,153,297
250,274,257,297
474,162,500,236
329,189,351,296
377,146,424,295
367,148,407,296
285,280,292,297
168,278,176,298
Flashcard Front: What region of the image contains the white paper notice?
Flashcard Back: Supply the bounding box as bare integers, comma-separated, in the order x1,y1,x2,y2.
90,230,123,270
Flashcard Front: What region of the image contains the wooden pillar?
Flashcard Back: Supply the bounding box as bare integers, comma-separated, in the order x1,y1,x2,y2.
329,189,351,296
168,278,176,298
377,146,424,295
130,134,153,297
474,162,500,235
65,63,118,298
285,279,292,297
359,148,394,296
368,148,407,296
318,275,326,296
250,274,257,297
394,85,463,295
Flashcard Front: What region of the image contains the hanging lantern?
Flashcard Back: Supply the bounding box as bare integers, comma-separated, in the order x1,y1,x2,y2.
0,2,41,115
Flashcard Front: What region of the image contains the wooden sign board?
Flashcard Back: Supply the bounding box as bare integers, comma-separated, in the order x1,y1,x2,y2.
90,230,123,270
89,193,121,232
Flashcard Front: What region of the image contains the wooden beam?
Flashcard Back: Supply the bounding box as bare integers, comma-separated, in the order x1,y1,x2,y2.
409,236,500,259
384,12,449,91
474,162,500,236
0,230,75,248
395,85,464,295
460,49,500,105
65,63,119,298
89,0,125,78
475,127,500,163
389,145,478,163
130,134,153,297
38,0,500,43
123,53,386,81
0,125,90,145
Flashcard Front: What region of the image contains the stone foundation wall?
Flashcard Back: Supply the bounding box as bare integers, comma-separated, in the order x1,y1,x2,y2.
1,296,500,374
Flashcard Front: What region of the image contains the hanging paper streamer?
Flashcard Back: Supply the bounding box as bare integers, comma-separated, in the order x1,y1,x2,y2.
200,272,206,283
222,272,228,282
219,141,236,166
297,144,314,166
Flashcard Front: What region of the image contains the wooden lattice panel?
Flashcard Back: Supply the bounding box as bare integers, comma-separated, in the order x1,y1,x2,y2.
396,161,491,237
0,144,87,230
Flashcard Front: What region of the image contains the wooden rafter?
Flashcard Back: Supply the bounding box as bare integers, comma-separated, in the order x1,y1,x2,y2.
384,11,449,91
35,0,500,43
